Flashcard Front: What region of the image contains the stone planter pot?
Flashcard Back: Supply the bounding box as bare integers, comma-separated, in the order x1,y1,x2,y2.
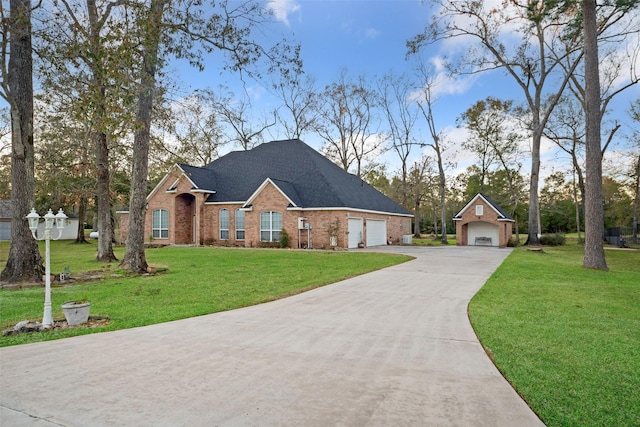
61,301,91,326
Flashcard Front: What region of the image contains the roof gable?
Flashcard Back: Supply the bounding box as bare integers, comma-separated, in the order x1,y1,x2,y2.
244,178,299,208
198,139,411,216
453,193,514,221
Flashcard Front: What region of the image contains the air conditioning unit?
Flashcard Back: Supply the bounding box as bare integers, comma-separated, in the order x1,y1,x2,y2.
402,234,413,245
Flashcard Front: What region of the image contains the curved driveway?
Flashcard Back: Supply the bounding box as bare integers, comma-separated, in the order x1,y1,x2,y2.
1,246,544,426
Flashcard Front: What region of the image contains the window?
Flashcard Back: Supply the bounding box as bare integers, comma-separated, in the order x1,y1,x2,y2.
260,211,282,242
475,205,483,216
220,209,229,240
152,209,169,239
235,209,245,240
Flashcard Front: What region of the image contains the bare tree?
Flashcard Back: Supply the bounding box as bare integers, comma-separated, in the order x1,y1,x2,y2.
316,70,382,177
409,0,584,245
272,74,318,140
207,88,276,151
0,0,44,283
415,66,450,244
630,100,640,244
378,72,420,208
162,91,226,166
407,155,434,238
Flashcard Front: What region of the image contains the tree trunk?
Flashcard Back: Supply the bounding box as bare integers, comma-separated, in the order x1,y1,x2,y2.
1,0,43,283
437,156,447,244
582,0,608,271
633,154,639,243
633,154,640,243
94,127,116,261
414,195,422,239
525,128,542,245
120,0,167,273
87,0,117,262
75,196,88,243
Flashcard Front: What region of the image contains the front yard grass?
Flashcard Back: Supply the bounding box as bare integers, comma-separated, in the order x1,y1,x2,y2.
470,245,640,426
0,242,411,347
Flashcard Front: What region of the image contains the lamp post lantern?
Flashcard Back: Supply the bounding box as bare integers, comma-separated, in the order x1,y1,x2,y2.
26,208,68,328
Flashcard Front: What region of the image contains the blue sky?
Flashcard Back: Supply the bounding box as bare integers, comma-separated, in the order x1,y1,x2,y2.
171,0,639,181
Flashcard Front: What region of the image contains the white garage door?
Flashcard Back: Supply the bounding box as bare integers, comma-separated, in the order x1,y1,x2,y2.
468,221,499,247
366,219,387,247
348,218,363,249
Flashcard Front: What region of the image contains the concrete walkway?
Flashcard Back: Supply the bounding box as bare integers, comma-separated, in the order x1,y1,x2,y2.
1,246,544,427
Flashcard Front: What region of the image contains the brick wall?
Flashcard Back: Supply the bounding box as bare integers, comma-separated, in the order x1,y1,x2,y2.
120,170,413,249
454,197,513,248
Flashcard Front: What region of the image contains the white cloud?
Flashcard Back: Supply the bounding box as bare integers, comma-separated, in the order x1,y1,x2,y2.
266,0,300,27
363,27,381,40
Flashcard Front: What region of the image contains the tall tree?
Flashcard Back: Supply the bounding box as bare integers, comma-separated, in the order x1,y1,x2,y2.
459,97,525,242
162,91,226,166
120,0,301,273
582,0,607,269
630,100,640,244
0,0,44,283
272,74,318,140
120,0,167,273
415,66,450,244
316,70,382,177
46,0,140,262
378,72,420,208
207,87,276,151
409,0,583,245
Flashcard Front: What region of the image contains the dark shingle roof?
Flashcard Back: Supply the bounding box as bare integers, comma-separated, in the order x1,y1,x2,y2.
180,139,411,216
453,193,514,221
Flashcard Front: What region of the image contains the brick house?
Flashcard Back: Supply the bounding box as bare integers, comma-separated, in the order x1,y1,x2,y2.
452,193,514,248
118,139,413,249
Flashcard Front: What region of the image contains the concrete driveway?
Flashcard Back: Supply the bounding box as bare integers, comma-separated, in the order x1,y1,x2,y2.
1,246,544,426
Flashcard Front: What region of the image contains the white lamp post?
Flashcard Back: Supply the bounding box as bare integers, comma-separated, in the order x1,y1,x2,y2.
26,208,68,328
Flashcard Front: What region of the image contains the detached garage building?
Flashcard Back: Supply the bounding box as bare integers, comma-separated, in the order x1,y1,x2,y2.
453,193,514,248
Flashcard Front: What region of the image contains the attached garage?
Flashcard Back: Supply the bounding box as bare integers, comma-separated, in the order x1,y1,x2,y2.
365,219,387,247
348,217,363,249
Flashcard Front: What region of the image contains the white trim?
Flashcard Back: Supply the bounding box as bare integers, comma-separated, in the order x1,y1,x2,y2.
244,178,298,208
287,206,413,218
147,165,202,202
453,193,514,222
205,201,246,205
191,189,216,194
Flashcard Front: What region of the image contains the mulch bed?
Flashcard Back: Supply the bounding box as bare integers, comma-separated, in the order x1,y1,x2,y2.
2,316,111,336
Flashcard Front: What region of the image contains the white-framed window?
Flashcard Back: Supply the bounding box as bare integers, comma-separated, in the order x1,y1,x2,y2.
260,211,282,242
235,209,245,240
220,209,229,240
475,205,484,216
152,209,169,239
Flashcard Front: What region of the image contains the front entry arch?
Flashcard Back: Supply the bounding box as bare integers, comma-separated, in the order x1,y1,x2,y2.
175,194,195,244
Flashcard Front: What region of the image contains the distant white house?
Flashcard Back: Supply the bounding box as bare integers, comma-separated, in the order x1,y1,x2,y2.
0,201,79,241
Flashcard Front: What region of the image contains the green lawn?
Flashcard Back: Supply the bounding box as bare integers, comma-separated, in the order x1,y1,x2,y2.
470,246,640,426
0,241,411,347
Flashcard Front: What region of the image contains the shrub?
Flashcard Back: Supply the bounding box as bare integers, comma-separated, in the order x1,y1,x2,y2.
540,233,566,246
279,229,290,248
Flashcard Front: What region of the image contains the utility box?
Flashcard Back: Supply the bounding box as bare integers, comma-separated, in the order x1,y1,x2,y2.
298,217,307,230
402,235,413,245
